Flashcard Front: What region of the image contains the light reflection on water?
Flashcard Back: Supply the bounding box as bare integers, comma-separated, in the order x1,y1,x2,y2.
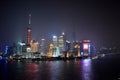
25,63,39,80
0,59,92,80
49,61,63,80
81,59,92,80
1,55,120,80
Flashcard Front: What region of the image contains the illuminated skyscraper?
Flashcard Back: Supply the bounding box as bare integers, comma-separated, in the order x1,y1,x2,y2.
58,36,64,52
62,32,66,51
58,32,67,53
30,40,38,53
47,43,54,57
40,38,45,54
52,36,60,57
27,14,32,46
82,40,91,57
53,36,58,47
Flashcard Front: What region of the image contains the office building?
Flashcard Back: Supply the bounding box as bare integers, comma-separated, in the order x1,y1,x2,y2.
30,40,38,53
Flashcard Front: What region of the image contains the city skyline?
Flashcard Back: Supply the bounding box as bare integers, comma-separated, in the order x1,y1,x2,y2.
0,0,120,52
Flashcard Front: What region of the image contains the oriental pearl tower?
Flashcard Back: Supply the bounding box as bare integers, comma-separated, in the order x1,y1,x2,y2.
27,14,31,46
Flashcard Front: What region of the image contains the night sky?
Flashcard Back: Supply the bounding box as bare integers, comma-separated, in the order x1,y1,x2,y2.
0,0,120,52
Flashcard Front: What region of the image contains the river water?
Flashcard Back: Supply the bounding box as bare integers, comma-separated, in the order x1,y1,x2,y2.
0,54,120,80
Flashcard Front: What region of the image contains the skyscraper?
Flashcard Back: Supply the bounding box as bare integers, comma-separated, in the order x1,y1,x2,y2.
40,38,45,54
58,36,64,52
27,14,32,46
58,32,67,53
30,40,38,53
82,40,91,57
52,36,60,57
62,32,66,51
71,32,76,51
53,36,58,47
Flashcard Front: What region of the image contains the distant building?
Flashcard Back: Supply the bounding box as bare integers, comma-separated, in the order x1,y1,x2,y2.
53,36,58,47
47,43,54,57
40,38,45,54
72,41,80,57
62,32,66,51
30,40,38,53
58,36,64,53
66,40,71,51
90,44,96,57
5,45,9,54
82,40,91,57
17,41,26,55
52,36,60,57
71,32,76,50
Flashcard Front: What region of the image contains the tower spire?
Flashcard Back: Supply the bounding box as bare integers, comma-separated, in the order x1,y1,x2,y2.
28,14,31,26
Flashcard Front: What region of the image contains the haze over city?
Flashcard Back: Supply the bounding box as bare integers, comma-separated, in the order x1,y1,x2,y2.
0,0,120,52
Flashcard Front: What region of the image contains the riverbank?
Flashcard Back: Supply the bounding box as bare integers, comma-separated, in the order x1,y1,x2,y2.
1,56,90,62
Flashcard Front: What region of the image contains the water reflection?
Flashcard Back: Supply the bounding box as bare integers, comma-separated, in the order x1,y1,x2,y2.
0,59,93,80
49,61,62,80
25,62,39,80
0,59,8,80
1,55,120,80
81,59,92,80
